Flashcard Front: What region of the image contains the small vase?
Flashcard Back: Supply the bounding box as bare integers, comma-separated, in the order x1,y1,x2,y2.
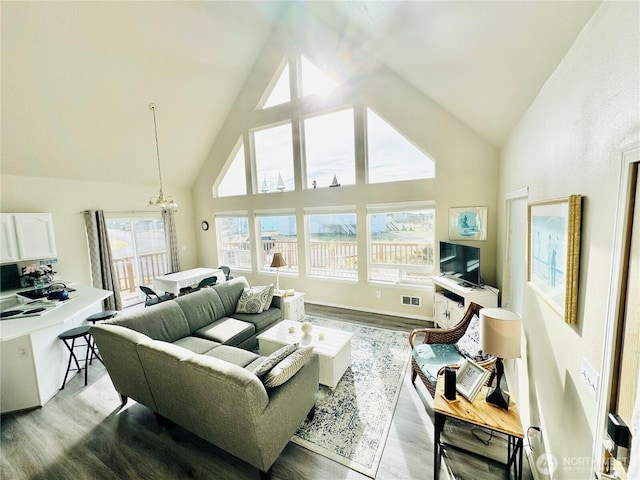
33,277,46,293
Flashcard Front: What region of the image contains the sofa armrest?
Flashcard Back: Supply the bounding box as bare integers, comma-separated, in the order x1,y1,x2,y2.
253,353,319,470
90,324,158,410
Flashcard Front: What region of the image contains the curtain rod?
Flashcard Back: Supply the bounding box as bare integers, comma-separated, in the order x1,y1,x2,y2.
80,210,163,215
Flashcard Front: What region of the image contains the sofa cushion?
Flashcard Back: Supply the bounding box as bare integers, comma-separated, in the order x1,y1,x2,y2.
174,288,226,333
213,277,250,317
203,345,260,368
232,308,281,333
254,343,299,378
108,301,190,343
194,317,255,345
412,343,464,387
236,286,271,314
263,346,314,388
173,335,221,354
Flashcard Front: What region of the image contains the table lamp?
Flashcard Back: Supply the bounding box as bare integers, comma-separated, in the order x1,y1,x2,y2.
479,308,522,410
270,252,286,293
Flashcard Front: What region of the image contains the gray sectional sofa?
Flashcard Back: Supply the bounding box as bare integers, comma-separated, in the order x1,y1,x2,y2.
90,276,319,480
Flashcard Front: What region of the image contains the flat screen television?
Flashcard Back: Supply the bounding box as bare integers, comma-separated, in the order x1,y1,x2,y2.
439,241,481,286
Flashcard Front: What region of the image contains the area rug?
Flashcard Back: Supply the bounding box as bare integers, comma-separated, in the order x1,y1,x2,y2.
291,316,411,478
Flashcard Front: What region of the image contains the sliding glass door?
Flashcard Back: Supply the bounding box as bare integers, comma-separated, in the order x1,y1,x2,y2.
106,215,168,307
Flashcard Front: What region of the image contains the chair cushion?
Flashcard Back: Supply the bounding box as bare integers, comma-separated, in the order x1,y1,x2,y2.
412,343,464,386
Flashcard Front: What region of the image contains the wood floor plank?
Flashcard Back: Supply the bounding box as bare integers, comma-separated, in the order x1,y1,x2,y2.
1,304,532,479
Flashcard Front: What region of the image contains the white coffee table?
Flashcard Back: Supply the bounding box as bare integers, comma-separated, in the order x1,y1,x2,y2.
257,319,354,388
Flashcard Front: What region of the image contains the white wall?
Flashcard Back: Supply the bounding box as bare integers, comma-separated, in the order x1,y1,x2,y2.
497,2,640,478
0,175,198,287
192,23,500,320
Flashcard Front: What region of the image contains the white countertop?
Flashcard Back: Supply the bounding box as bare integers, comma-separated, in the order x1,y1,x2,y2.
0,284,113,341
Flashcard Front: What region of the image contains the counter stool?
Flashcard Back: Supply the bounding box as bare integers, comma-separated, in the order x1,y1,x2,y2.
58,326,103,389
86,310,117,362
86,310,118,324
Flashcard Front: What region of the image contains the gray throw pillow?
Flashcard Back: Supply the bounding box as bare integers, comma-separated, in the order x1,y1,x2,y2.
262,346,314,388
254,343,298,378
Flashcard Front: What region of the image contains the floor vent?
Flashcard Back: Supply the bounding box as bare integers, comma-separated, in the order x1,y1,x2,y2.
401,295,422,307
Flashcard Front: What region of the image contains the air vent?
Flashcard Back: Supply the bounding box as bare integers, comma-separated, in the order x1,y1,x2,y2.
401,295,422,307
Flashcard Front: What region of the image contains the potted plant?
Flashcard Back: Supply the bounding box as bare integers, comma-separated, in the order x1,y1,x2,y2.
22,264,53,291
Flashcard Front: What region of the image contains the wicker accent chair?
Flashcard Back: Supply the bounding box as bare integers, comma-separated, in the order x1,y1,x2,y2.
409,302,497,397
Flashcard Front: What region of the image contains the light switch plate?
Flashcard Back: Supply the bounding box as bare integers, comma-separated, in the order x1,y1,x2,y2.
580,357,599,398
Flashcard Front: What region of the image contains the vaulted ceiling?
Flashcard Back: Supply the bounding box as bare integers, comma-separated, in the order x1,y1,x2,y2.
1,1,601,190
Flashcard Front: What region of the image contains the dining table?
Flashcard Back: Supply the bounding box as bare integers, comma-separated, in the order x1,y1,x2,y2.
153,267,225,296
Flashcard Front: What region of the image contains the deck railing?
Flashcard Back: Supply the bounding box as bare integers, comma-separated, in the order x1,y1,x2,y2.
112,251,169,293
113,242,433,293
219,240,432,277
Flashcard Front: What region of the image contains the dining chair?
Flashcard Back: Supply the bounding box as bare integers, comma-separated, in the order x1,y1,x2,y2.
139,285,174,307
196,276,218,289
218,266,233,281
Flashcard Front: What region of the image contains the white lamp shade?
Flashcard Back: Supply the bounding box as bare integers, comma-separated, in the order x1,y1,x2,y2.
479,308,522,359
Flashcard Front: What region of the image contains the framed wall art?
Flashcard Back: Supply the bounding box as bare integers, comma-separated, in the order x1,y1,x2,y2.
449,206,487,241
527,195,582,324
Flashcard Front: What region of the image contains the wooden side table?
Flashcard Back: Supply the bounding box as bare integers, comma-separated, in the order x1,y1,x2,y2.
433,373,524,480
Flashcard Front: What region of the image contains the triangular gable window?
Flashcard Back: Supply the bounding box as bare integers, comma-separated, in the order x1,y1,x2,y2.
301,56,338,97
262,63,291,109
366,109,435,184
217,141,247,197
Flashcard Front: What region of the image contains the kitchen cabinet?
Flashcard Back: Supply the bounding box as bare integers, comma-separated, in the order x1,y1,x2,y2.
432,276,499,328
0,215,19,263
0,213,57,264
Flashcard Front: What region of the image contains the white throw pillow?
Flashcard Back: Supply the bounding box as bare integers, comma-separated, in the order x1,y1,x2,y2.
262,346,314,388
262,284,275,312
455,314,488,362
236,285,271,314
254,343,298,378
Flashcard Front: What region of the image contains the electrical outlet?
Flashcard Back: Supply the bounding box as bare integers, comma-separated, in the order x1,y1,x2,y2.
376,291,381,299
580,357,599,398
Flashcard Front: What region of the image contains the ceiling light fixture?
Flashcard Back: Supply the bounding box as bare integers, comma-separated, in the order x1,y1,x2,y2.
148,103,178,210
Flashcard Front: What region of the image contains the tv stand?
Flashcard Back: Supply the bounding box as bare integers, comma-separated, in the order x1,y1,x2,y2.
432,276,499,328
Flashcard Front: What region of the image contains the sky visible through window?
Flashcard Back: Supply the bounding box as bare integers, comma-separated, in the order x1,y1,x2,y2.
367,109,435,183
304,109,355,188
254,123,294,193
263,63,290,108
217,142,246,197
218,58,436,196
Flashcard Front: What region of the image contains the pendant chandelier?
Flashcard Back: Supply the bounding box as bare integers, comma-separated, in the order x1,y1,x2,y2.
148,103,178,210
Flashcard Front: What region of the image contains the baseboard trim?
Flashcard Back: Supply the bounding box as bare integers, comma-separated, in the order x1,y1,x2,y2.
305,299,434,323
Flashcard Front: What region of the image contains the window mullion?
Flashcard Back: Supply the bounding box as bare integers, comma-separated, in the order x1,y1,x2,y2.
354,104,367,186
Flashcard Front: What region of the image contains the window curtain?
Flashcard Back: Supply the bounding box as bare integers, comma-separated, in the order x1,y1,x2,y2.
84,210,122,311
162,208,181,273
